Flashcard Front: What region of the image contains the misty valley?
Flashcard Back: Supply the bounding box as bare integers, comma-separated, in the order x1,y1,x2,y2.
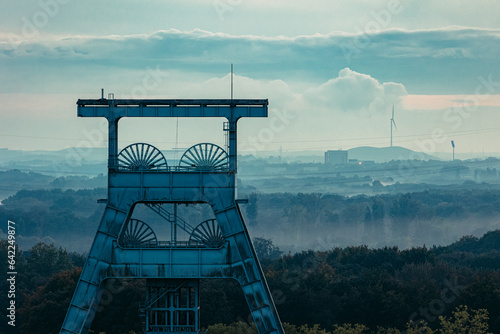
1,152,500,333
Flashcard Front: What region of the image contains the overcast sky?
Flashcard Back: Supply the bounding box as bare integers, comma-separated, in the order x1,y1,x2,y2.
1,0,500,157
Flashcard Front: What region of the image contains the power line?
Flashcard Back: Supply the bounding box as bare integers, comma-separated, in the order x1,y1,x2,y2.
1,127,500,147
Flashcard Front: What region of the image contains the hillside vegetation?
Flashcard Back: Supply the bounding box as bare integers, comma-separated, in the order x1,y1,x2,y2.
2,187,500,251
2,231,500,333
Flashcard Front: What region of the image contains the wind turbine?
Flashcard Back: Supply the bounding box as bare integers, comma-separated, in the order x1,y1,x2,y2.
390,105,397,147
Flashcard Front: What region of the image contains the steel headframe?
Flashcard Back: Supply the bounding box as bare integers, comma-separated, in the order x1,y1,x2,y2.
60,97,285,334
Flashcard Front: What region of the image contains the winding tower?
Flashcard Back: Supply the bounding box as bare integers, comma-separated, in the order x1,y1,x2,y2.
60,96,285,334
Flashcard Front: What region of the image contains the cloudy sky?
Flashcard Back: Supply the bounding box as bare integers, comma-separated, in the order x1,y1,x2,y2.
1,0,500,157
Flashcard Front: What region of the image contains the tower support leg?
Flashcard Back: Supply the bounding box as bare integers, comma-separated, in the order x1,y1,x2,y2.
214,203,285,334
60,206,129,334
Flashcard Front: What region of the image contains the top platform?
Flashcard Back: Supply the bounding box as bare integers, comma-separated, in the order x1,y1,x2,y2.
77,98,268,120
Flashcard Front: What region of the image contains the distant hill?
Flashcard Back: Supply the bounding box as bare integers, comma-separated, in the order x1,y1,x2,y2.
348,146,438,163
0,147,108,164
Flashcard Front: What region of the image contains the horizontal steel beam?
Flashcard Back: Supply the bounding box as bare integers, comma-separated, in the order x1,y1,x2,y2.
78,99,268,106
77,99,268,120
108,246,231,279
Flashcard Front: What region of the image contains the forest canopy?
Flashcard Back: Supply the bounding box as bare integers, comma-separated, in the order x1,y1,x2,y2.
3,230,500,334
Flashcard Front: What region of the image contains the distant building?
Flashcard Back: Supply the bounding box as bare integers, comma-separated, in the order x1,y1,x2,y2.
325,150,348,165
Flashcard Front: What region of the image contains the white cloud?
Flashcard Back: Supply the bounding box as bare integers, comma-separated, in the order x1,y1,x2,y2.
303,68,407,114
185,74,297,106
1,27,500,153
2,0,500,39
1,27,499,97
2,26,500,61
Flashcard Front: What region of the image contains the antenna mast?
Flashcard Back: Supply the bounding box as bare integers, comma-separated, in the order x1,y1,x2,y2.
231,63,234,100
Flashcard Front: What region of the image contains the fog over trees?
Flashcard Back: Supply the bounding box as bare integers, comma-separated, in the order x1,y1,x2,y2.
1,156,500,333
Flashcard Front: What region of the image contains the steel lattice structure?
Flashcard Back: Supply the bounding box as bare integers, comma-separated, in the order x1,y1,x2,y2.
59,97,285,334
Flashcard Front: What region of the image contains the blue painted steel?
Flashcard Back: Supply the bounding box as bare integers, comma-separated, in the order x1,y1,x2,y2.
60,98,284,334
141,279,199,333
